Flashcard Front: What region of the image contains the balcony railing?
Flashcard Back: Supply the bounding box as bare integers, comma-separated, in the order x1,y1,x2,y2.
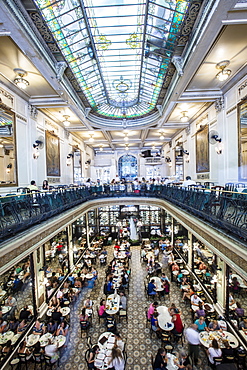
0,184,247,243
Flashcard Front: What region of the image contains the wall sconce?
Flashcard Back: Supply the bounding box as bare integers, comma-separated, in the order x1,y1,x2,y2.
66,152,74,165
33,148,40,159
180,111,189,122
6,163,12,173
215,60,231,82
215,144,223,154
182,149,189,155
33,140,43,149
63,115,70,127
13,68,29,89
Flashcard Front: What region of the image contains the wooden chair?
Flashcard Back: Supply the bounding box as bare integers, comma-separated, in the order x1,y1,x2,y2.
118,307,127,323
10,358,20,370
151,354,155,370
80,321,90,337
33,352,44,370
18,353,29,370
213,357,223,368
44,355,58,369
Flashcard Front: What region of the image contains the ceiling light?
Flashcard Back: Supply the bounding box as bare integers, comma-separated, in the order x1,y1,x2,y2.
160,134,165,140
99,146,103,151
125,144,129,151
63,115,70,127
89,134,94,142
180,111,189,122
13,68,29,89
215,60,231,82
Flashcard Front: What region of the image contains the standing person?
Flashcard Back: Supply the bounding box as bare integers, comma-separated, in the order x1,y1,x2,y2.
87,345,99,369
108,346,125,370
42,179,49,190
185,324,200,366
153,347,167,370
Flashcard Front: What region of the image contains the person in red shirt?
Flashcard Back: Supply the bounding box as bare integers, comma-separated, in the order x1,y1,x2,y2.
170,308,183,334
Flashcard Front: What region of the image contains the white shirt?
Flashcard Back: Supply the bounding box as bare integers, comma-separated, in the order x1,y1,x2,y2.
208,347,222,364
191,295,202,306
109,357,125,370
185,327,200,345
182,179,196,187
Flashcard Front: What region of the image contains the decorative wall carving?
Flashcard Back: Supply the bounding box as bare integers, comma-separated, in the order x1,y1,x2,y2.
28,104,38,119
215,97,224,112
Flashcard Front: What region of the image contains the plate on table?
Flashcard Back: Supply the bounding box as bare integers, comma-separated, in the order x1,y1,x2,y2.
108,336,116,343
94,359,104,368
106,342,114,349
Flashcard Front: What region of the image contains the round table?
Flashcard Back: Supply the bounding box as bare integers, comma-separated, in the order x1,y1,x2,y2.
157,306,174,331
181,269,190,275
105,294,120,315
0,331,14,345
150,276,163,292
46,307,70,317
199,330,238,348
26,334,40,347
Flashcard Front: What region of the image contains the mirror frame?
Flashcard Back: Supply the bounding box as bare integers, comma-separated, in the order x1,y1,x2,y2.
0,102,18,187
238,98,247,181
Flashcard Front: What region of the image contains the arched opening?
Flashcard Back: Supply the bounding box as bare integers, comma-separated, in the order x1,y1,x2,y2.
118,154,137,181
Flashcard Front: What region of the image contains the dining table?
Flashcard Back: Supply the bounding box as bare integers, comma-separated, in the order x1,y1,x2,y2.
156,306,174,331
199,330,239,348
0,331,14,345
39,333,66,348
95,332,120,370
166,353,179,370
150,276,163,292
46,306,70,317
105,293,120,315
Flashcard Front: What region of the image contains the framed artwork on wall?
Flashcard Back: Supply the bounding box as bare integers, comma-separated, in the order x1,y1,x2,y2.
196,124,209,173
46,131,60,176
238,98,247,180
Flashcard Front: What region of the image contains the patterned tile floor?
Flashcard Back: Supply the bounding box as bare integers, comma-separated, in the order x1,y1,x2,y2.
55,245,211,370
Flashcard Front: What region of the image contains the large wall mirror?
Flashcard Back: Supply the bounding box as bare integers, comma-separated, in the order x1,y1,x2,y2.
73,146,82,184
238,98,247,181
0,103,17,186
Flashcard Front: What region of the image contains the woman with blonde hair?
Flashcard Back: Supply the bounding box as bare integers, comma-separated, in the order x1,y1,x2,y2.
108,346,125,370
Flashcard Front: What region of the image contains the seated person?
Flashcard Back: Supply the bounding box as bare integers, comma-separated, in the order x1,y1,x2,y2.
0,318,7,334
177,350,191,369
17,319,28,334
98,299,107,318
2,340,12,355
235,302,244,318
153,348,167,370
148,279,157,295
208,320,221,331
147,302,159,320
221,340,235,362
106,277,114,294
190,294,203,307
33,320,45,335
194,317,208,332
18,341,32,360
182,283,194,301
151,312,160,333
47,320,57,335
171,309,183,334
207,339,222,365
195,303,206,318
51,307,62,323
45,339,60,363
8,318,19,333
56,320,69,337
239,318,247,333
79,308,90,328
19,305,32,320
87,345,99,369
119,292,127,310
229,293,235,307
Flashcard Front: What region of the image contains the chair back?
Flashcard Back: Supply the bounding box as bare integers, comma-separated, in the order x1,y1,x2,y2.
224,355,235,363
87,336,92,349
213,357,223,365
151,354,155,370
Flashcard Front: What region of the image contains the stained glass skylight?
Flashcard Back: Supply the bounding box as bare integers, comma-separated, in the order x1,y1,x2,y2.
33,0,191,120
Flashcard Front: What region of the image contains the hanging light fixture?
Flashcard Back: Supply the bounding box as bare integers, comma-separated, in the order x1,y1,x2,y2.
63,115,70,127
125,144,129,151
215,60,231,82
99,145,103,151
13,68,29,89
89,134,95,142
180,111,189,122
159,131,165,140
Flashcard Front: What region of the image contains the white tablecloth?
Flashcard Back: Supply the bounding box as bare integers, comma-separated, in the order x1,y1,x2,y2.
157,306,174,331
106,294,120,315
